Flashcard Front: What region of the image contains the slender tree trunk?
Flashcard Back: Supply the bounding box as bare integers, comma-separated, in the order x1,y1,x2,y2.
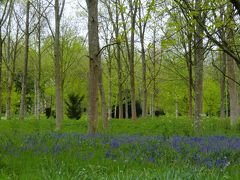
86,0,100,134
115,3,123,119
187,34,193,117
194,0,204,133
6,25,17,120
107,52,112,121
54,0,63,130
125,88,129,119
99,64,108,129
225,82,229,117
188,65,193,117
6,28,11,119
6,73,13,119
140,37,147,117
120,0,137,120
139,3,147,117
19,1,30,121
105,0,123,119
36,1,41,121
219,5,226,119
34,79,37,115
129,1,137,120
116,43,123,119
151,93,154,117
220,52,226,118
151,28,156,117
114,105,117,118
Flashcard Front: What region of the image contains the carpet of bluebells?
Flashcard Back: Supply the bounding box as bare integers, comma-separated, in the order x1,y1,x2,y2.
1,133,240,168
1,117,240,178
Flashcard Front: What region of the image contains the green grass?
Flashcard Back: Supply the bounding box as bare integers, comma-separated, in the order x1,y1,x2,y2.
0,115,240,179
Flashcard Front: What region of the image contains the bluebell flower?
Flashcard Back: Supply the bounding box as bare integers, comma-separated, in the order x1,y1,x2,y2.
148,156,155,163
110,140,120,148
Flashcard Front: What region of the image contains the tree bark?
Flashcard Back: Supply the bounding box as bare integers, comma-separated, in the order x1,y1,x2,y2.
104,0,123,119
86,0,100,134
139,3,147,117
220,52,226,118
54,0,63,130
227,54,238,124
125,88,129,119
151,28,157,117
226,3,239,125
194,0,204,133
106,42,112,121
115,1,123,119
98,64,108,129
187,34,193,118
36,0,42,121
19,0,30,121
129,0,137,120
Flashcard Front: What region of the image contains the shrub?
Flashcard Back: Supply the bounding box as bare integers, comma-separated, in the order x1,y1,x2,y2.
65,93,84,120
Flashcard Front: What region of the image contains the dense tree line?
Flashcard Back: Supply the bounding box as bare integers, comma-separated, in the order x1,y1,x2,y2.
0,0,239,134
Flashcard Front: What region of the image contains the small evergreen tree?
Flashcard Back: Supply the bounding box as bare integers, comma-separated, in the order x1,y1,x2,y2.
65,93,84,120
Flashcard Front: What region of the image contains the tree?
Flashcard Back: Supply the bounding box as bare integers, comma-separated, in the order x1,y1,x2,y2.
19,0,30,121
86,0,100,134
5,4,19,119
65,93,84,120
34,0,43,121
0,0,12,119
137,0,153,117
54,0,65,130
120,0,138,120
226,3,239,125
193,0,205,133
104,0,124,119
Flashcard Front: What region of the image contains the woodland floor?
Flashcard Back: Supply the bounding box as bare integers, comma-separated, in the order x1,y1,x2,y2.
0,115,240,179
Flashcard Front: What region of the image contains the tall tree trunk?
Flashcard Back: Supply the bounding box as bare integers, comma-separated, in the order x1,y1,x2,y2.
54,0,63,130
187,34,193,117
125,88,129,119
104,0,123,119
138,2,147,117
129,0,137,120
36,0,42,121
220,52,226,118
151,28,156,117
194,0,204,133
219,5,226,119
99,64,108,129
226,3,238,125
227,50,238,125
120,0,137,120
19,1,30,121
115,2,123,119
6,29,11,119
107,50,112,121
188,62,193,117
86,0,100,134
34,79,37,115
116,44,123,119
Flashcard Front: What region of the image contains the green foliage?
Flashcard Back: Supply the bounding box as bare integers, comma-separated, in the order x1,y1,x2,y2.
65,94,84,120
